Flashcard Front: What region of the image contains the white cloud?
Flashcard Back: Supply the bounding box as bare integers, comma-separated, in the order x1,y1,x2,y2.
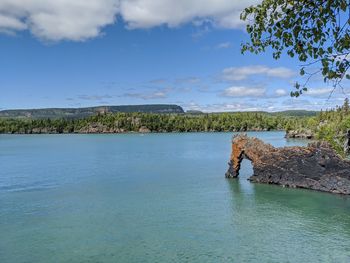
216,42,232,49
222,65,295,81
222,86,266,97
0,0,259,41
0,0,118,41
120,0,258,29
122,88,171,100
0,13,27,31
183,98,339,112
274,89,288,97
279,98,334,111
175,77,200,84
123,92,167,100
183,102,261,112
305,88,333,97
78,94,113,101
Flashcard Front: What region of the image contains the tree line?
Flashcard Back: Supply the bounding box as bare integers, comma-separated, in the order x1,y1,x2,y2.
1,101,350,156
292,98,350,156
0,112,296,134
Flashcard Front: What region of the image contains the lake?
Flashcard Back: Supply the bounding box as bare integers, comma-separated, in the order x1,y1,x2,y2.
1,132,350,262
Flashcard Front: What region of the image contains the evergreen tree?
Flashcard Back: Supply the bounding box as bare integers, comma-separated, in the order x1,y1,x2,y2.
343,98,349,113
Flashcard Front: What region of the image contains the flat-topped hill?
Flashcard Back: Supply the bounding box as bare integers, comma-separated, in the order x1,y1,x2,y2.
0,104,185,119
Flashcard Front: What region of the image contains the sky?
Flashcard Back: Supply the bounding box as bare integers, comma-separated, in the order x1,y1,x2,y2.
0,0,349,112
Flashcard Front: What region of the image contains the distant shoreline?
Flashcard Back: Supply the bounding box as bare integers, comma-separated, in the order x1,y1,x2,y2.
0,129,292,135
0,111,314,135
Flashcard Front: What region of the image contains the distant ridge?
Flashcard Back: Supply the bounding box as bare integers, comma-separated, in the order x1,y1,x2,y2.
269,110,318,117
0,104,185,119
201,110,318,117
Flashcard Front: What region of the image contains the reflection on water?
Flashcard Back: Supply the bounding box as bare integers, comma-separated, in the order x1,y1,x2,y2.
236,158,255,194
0,132,350,262
226,172,350,262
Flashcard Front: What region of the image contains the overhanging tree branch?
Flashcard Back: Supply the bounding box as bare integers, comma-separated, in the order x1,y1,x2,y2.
241,0,350,97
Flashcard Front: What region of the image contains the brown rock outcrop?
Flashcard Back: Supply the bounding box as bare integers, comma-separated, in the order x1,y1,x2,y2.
285,129,314,139
139,126,151,133
226,134,350,194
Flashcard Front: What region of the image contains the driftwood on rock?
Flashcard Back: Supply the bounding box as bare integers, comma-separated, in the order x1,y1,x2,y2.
226,134,350,194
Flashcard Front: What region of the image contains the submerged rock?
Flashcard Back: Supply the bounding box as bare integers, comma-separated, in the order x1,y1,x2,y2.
226,134,350,194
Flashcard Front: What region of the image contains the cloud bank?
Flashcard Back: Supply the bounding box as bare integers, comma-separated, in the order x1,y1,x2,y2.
0,0,118,41
305,88,334,97
122,87,171,100
274,89,288,97
0,0,259,41
222,65,295,81
222,86,266,97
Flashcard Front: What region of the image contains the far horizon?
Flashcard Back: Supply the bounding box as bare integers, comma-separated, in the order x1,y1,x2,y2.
0,103,322,113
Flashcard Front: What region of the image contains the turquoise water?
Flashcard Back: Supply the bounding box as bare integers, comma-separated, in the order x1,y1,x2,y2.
0,132,350,262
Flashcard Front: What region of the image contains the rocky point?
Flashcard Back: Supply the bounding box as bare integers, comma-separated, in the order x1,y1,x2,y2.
226,134,350,194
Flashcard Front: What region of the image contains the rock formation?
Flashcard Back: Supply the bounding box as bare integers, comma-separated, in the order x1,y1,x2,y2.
138,126,151,133
285,129,314,139
226,134,350,194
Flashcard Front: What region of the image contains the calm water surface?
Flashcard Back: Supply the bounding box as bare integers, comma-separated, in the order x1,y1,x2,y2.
0,132,350,262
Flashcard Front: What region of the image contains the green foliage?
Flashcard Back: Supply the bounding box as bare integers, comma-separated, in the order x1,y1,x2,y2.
293,100,350,156
1,104,349,156
0,112,304,134
270,110,318,117
241,0,350,96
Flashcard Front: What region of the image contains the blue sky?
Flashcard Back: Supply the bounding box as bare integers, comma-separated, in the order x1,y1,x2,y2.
0,0,348,112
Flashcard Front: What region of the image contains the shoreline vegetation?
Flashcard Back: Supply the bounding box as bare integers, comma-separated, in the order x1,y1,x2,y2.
0,111,306,134
1,100,350,156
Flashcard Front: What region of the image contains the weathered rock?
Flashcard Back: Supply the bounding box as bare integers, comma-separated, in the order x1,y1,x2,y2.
226,134,350,194
285,129,314,139
139,126,151,133
81,123,107,133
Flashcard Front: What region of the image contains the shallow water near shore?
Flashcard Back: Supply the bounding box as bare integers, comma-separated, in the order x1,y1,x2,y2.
1,131,350,262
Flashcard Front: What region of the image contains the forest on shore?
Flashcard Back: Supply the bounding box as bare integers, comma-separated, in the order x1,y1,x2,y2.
1,99,349,156
286,99,350,156
0,111,293,134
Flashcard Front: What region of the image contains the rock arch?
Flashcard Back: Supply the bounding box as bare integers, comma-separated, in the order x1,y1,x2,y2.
225,134,275,179
225,134,350,195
